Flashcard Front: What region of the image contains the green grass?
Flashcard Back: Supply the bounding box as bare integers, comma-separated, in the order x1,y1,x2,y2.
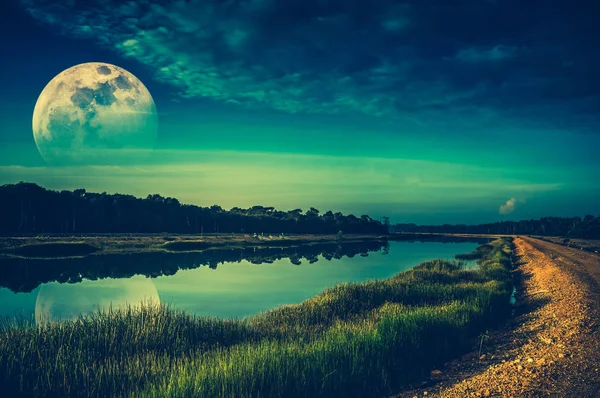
454,242,494,260
162,238,324,251
162,240,215,251
0,238,514,397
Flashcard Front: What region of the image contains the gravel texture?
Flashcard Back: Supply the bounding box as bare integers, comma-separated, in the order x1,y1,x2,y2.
395,237,600,397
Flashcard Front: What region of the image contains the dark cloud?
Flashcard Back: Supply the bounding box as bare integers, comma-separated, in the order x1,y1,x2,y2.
21,0,600,133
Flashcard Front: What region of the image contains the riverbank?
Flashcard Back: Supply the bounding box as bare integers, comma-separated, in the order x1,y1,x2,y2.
0,239,513,397
0,238,390,293
396,237,600,397
0,233,388,258
0,232,498,259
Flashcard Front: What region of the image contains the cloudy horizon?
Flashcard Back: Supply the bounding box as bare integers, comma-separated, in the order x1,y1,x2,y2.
1,0,599,224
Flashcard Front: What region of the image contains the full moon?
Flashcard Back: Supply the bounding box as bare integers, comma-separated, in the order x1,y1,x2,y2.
32,62,158,165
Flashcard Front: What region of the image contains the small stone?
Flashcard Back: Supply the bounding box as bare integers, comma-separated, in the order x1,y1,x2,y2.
430,369,443,377
558,353,565,359
480,354,486,360
517,365,523,371
527,358,534,363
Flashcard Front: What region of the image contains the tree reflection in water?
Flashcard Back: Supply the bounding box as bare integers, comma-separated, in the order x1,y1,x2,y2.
0,240,389,293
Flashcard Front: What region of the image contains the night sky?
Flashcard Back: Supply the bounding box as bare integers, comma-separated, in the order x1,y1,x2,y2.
1,0,599,224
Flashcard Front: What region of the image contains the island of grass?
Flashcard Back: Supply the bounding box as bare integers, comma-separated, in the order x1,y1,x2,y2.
7,242,99,257
0,238,514,397
0,234,389,258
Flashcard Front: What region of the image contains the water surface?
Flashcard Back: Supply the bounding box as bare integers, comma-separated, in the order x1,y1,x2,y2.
0,241,477,322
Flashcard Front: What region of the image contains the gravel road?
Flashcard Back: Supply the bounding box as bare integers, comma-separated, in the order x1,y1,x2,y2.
395,237,600,397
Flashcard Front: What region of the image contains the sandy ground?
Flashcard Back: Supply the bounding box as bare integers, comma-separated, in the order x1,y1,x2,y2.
395,237,600,397
536,236,600,256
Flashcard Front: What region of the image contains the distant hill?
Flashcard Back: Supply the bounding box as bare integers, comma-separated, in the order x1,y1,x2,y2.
391,216,600,239
0,182,388,235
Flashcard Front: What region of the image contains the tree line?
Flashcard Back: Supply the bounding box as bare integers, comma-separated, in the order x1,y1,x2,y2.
0,182,388,235
391,215,600,239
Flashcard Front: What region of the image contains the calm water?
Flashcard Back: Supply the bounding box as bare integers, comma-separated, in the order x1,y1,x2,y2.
0,241,477,322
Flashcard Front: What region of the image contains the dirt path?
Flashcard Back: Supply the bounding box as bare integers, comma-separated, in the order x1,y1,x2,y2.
395,237,600,397
524,237,600,299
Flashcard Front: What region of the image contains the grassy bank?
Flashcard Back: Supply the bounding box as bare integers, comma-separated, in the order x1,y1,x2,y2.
8,242,99,257
0,234,387,257
0,238,514,397
454,242,495,260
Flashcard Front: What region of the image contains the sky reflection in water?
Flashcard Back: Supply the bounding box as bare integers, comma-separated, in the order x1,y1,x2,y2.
0,241,477,321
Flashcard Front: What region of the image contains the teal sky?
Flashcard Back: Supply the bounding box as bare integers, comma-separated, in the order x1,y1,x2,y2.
1,0,599,224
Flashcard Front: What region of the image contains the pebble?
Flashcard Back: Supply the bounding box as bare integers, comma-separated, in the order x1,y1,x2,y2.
397,241,600,397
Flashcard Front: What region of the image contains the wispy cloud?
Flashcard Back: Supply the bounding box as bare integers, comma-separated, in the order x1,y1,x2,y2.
454,45,519,63
22,0,412,118
19,0,600,133
0,149,563,219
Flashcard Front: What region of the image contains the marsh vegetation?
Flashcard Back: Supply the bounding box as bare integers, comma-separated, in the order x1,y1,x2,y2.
0,238,514,397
